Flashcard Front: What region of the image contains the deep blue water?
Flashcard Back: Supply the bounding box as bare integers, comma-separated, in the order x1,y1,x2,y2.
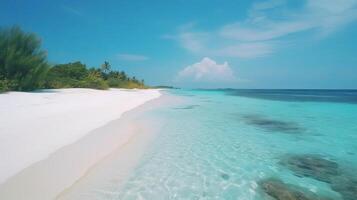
225,89,357,104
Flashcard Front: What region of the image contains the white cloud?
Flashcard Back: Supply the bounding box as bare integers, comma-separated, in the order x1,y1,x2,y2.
169,0,357,58
116,53,149,61
177,57,236,82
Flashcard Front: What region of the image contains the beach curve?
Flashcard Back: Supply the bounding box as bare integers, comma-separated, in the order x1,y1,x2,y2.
0,88,161,199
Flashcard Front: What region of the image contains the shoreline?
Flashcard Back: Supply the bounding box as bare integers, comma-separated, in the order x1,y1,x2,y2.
58,93,184,199
0,88,164,200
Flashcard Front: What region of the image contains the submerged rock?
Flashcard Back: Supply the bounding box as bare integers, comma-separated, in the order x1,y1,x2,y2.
330,175,357,200
280,154,340,183
279,154,357,200
242,114,304,134
259,178,331,200
174,105,200,110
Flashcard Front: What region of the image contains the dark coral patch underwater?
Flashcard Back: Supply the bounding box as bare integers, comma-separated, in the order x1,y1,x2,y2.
279,154,340,183
241,114,305,134
279,154,357,200
330,175,357,200
259,178,332,200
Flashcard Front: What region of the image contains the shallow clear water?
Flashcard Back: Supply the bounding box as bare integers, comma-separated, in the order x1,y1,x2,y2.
117,89,357,199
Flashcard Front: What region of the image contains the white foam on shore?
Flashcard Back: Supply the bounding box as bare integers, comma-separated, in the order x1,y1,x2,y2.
0,88,161,185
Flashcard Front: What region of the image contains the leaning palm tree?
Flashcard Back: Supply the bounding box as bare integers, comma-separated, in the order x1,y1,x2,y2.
101,61,111,74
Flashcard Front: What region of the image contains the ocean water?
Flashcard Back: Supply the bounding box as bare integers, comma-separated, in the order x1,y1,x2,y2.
116,89,357,200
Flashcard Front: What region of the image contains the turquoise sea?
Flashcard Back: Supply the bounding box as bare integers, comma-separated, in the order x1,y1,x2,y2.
118,89,357,200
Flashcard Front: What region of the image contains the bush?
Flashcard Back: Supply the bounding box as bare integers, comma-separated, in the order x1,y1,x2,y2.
45,77,82,89
106,77,124,87
47,62,88,80
80,72,108,90
45,62,89,89
0,26,49,91
0,79,9,92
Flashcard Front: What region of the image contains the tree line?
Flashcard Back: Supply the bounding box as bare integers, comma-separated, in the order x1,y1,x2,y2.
0,26,147,92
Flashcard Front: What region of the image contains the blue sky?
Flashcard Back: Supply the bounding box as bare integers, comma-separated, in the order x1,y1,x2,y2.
1,0,357,89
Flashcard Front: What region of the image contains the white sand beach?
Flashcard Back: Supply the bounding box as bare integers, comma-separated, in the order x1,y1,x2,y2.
0,88,161,199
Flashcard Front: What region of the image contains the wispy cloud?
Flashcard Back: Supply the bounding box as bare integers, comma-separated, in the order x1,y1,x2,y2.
221,0,357,41
116,53,149,61
170,27,274,58
212,42,275,58
168,0,357,58
251,0,285,11
62,5,84,17
176,57,236,83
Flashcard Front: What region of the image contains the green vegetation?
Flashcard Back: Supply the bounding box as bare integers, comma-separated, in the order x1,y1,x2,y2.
153,85,179,89
0,26,49,91
44,61,146,90
0,26,148,92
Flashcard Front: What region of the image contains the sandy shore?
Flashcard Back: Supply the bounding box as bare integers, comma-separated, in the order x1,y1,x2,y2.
0,88,162,199
57,93,182,200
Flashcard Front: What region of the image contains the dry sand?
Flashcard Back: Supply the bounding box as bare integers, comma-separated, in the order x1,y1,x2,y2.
0,88,162,199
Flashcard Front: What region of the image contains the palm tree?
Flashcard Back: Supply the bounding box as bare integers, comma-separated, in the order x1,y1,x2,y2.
120,71,127,80
101,61,111,74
